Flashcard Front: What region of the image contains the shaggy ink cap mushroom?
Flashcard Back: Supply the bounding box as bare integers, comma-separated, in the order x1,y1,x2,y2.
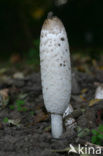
40,15,72,138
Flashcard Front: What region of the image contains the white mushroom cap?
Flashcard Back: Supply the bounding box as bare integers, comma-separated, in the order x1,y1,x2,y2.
40,16,71,114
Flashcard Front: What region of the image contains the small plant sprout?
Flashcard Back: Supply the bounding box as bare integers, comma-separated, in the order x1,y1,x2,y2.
92,125,103,145
40,14,72,138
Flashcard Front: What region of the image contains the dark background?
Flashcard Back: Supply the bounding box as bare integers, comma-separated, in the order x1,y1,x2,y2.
0,0,103,56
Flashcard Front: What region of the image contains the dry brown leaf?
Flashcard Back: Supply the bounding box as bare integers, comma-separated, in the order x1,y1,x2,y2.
81,88,88,94
88,99,101,107
92,59,99,70
80,95,86,101
99,66,103,70
0,89,9,108
34,110,48,123
77,66,86,72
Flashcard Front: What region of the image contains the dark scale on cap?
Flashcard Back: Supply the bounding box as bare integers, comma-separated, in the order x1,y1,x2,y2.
61,37,65,41
58,44,61,46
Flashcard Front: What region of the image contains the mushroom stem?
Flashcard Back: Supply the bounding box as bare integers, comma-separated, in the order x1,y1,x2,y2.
51,114,63,139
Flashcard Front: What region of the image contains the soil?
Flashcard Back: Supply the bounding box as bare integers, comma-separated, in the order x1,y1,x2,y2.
0,59,103,156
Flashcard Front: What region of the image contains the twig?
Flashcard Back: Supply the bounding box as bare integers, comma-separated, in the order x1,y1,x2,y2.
85,141,103,150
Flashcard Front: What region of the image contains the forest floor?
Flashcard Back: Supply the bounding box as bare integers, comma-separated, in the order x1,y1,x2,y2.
0,52,103,156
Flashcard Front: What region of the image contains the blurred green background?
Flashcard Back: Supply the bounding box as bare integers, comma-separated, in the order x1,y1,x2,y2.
0,0,103,63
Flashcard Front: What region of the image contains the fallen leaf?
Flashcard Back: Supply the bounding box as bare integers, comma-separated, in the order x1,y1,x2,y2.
8,119,21,127
18,93,28,99
13,72,24,79
77,127,90,138
95,86,103,99
0,68,7,75
34,110,48,123
92,59,99,70
81,88,88,94
63,104,73,118
0,89,9,108
77,66,86,72
3,118,21,127
44,125,51,132
89,99,101,107
99,66,103,70
80,95,86,101
65,118,76,128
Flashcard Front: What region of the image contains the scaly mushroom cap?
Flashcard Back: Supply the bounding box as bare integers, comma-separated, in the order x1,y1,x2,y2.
40,16,71,114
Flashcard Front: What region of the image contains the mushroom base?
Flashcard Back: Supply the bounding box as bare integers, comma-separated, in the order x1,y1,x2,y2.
51,114,63,138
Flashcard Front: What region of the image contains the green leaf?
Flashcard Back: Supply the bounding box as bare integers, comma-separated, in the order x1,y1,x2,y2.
22,107,28,112
78,128,90,138
96,140,102,145
17,105,27,112
3,117,8,123
92,129,98,135
17,106,23,111
9,105,15,110
98,134,103,139
92,135,97,144
98,125,103,132
30,111,34,116
16,100,25,106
